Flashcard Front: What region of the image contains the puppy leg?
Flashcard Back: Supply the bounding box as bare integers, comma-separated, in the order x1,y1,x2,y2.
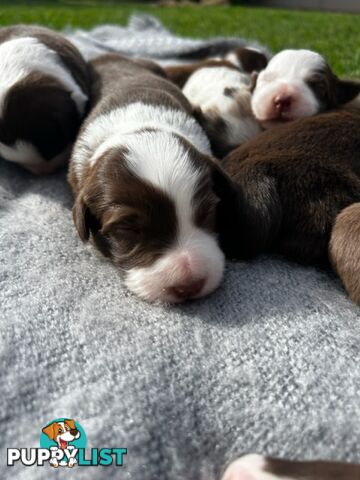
221,454,281,480
329,202,360,305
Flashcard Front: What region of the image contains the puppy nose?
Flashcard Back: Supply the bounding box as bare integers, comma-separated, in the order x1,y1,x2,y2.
169,278,205,300
70,429,78,436
274,94,292,112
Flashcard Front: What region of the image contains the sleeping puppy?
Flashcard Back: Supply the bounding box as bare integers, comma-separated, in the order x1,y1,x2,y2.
0,25,90,174
220,107,360,303
166,48,268,158
252,49,360,128
68,54,234,303
221,454,360,480
330,203,360,305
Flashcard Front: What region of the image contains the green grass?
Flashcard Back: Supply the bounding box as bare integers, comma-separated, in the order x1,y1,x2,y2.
0,1,359,77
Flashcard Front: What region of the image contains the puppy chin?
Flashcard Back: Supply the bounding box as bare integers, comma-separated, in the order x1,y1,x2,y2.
124,230,225,303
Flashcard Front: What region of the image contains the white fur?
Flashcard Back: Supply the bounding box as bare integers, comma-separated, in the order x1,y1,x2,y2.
183,67,262,147
183,67,249,107
72,102,211,180
0,140,70,174
125,226,224,303
55,422,80,447
0,37,87,117
252,49,325,125
73,103,224,303
0,140,43,166
122,131,224,302
221,454,295,480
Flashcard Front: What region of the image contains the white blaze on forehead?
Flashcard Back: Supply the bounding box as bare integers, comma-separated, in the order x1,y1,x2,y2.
124,130,200,210
0,36,87,116
122,130,224,303
72,103,211,180
258,49,326,82
71,101,224,302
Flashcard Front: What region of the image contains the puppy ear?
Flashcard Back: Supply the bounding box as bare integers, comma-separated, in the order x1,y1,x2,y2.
64,419,76,430
232,47,268,73
250,71,258,92
72,195,90,241
73,195,102,242
42,422,57,441
336,79,360,105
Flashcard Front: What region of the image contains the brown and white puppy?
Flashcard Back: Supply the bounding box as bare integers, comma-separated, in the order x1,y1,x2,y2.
221,454,360,480
251,49,360,128
166,48,268,158
69,54,234,303
0,25,90,174
42,419,80,468
219,108,360,302
330,203,360,305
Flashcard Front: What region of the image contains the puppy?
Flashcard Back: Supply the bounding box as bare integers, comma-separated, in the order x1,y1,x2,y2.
219,108,360,302
221,454,360,480
166,48,268,157
252,49,360,128
0,25,90,174
69,54,234,303
330,203,360,305
42,419,80,468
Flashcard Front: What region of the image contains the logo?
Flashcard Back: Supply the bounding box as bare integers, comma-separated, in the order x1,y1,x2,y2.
7,418,127,468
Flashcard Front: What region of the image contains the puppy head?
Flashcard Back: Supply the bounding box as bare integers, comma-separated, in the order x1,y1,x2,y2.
73,131,233,303
251,49,360,127
195,83,262,158
42,419,80,445
330,203,360,305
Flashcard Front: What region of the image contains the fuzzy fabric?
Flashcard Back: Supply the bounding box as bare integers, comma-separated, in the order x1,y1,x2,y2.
1,16,360,480
66,14,270,63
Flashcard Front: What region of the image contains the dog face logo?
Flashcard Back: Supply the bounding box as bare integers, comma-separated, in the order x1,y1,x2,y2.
41,418,83,468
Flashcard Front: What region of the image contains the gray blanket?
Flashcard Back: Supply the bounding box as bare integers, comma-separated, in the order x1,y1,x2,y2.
1,15,360,480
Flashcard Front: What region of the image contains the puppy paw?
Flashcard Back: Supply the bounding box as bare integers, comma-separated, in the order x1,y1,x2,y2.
221,454,269,480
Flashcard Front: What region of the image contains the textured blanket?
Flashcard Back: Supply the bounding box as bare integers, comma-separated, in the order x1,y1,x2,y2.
66,14,270,63
1,15,360,480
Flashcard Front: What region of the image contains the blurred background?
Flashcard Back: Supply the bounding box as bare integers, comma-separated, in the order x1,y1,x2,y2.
0,1,359,77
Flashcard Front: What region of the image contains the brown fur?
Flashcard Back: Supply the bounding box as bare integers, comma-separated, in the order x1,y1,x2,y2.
69,55,235,272
305,62,360,111
330,203,360,305
266,456,360,479
219,108,360,269
227,47,268,73
42,419,77,441
72,146,178,270
0,25,90,173
165,59,239,89
0,25,90,94
1,72,81,162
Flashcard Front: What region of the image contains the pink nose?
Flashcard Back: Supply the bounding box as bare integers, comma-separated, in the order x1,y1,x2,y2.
169,278,206,300
274,94,292,112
